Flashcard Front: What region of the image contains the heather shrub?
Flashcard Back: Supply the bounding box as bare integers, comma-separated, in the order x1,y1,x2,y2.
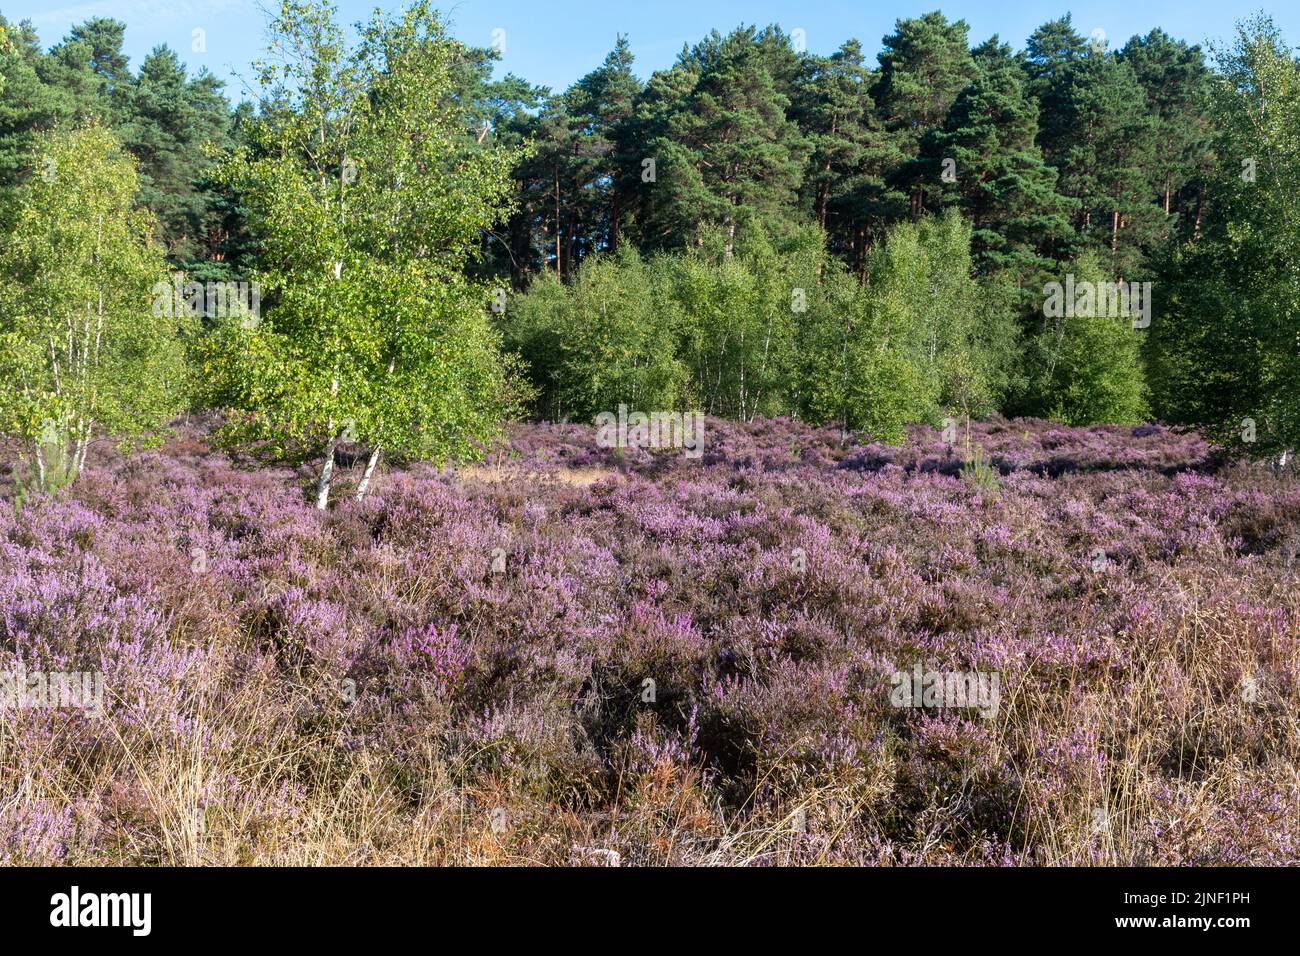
0,415,1296,865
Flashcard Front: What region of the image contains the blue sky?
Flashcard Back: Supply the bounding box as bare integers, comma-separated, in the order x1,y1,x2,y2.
3,0,1295,100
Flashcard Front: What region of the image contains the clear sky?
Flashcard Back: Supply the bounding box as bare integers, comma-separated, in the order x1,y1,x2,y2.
3,0,1295,100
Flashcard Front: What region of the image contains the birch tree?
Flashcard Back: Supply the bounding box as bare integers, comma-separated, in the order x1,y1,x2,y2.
201,0,526,508
0,123,185,494
1148,15,1300,464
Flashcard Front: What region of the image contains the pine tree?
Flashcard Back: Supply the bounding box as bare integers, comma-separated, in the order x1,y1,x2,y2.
1026,31,1158,276
1023,15,1087,154
791,39,888,270
566,37,642,256
1118,29,1214,235
448,46,548,284
871,12,977,220
905,37,1076,284
120,46,234,274
0,18,104,210
636,27,809,255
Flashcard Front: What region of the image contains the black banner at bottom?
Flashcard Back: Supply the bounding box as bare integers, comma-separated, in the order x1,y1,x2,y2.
0,865,1282,941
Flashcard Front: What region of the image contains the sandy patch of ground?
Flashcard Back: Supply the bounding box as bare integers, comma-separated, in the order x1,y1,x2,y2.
456,464,618,487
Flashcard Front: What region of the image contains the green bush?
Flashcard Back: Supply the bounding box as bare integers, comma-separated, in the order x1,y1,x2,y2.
1027,253,1149,426
502,215,1024,443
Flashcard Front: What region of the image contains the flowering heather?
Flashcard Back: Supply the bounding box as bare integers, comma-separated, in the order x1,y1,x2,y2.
0,415,1297,865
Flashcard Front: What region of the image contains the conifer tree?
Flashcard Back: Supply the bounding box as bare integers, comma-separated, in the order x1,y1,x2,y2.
791,40,888,269
872,12,977,220
1118,29,1214,232
906,37,1076,283
637,27,809,255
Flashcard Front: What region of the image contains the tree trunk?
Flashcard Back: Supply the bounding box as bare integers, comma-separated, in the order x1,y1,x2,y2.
33,441,47,492
74,424,90,478
315,431,340,510
554,167,562,279
71,429,85,482
355,446,382,501
609,188,621,253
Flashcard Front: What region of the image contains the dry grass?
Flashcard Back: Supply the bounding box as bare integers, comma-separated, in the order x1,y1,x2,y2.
456,463,619,488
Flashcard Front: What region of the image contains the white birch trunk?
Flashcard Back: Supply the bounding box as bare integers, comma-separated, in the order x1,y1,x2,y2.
33,441,47,492
316,432,339,510
74,421,92,477
72,435,85,481
355,445,382,501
